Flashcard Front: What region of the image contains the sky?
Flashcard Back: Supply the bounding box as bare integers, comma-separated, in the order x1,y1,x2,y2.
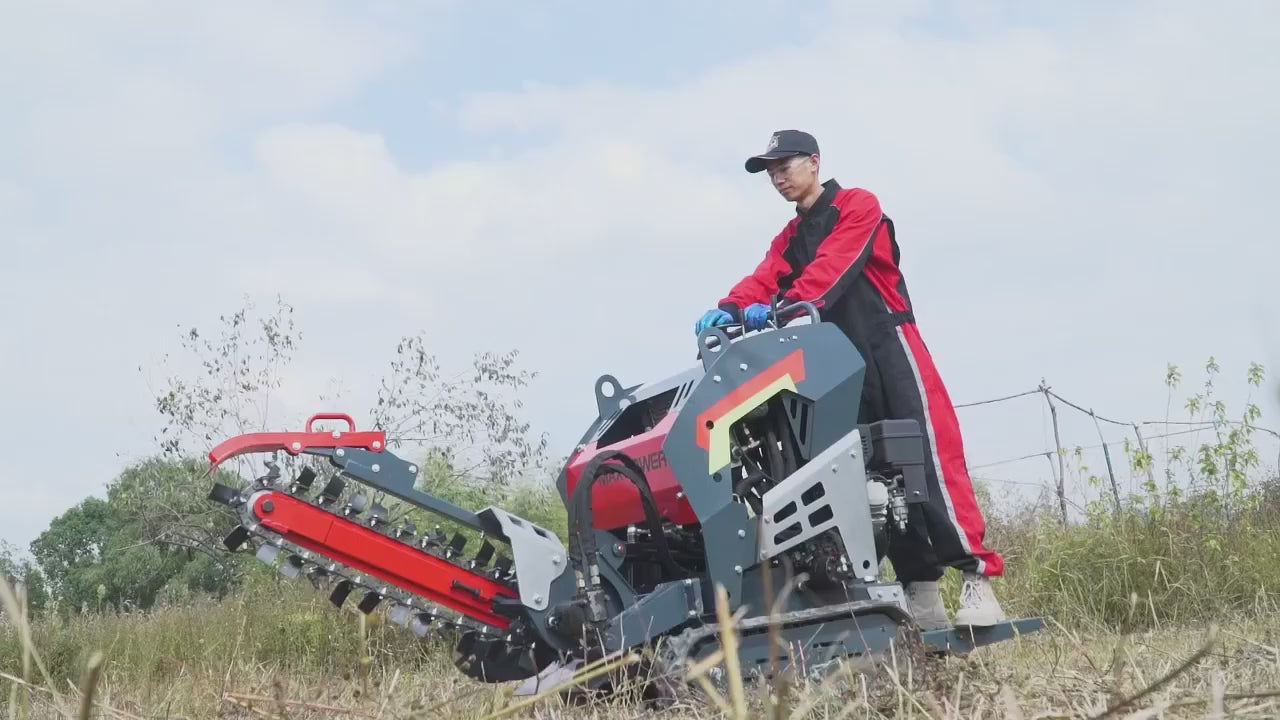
3,0,1279,553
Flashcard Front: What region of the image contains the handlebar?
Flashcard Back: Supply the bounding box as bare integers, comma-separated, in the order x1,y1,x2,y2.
771,300,821,326
695,300,821,363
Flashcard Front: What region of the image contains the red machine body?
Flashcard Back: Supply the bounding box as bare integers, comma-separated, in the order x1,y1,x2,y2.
561,409,698,530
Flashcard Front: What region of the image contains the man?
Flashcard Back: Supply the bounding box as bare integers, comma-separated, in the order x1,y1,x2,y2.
694,129,1005,629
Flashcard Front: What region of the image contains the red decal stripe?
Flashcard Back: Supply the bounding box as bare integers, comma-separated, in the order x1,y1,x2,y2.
695,349,805,450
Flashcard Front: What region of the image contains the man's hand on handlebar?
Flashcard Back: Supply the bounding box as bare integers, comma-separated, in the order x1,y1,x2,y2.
695,308,733,334
743,303,770,331
695,299,819,336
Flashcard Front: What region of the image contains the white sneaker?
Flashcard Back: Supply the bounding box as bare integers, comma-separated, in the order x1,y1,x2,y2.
953,572,1006,627
904,581,949,630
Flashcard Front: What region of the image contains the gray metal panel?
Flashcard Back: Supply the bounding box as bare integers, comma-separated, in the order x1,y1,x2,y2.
316,447,489,532
757,427,880,578
593,528,638,609
865,581,908,613
477,506,568,612
662,320,869,608
604,578,704,653
513,571,580,654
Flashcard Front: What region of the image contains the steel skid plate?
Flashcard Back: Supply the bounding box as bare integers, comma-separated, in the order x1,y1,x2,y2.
921,617,1047,655
757,426,879,577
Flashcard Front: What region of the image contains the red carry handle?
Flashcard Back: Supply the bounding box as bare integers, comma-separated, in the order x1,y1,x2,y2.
305,412,357,433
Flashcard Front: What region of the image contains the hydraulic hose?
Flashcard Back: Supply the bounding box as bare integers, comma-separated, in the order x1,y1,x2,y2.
567,450,629,574
567,450,690,583
733,469,767,516
596,461,691,578
764,420,786,482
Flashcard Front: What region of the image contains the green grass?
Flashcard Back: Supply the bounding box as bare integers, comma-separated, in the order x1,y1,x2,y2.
6,478,1280,718
980,478,1280,631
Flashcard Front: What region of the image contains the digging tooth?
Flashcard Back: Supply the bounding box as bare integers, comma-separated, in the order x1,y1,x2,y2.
207,483,243,507
357,590,382,614
420,526,446,550
455,630,479,659
470,540,496,569
419,607,445,630
463,635,505,674
388,604,412,626
342,494,367,518
280,554,305,578
330,580,353,608
305,566,329,589
446,532,466,560
289,466,317,495
255,543,281,565
394,520,417,540
490,556,513,580
410,611,438,638
254,460,282,487
222,525,251,551
318,474,345,505
365,502,388,528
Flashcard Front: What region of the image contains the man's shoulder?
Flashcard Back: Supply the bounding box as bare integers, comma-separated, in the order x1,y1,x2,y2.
832,185,881,208
830,186,885,224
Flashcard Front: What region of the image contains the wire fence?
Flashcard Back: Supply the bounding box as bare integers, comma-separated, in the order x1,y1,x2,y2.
949,381,1280,522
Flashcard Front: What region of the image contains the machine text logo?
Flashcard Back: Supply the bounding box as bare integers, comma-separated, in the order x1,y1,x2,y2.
596,449,668,484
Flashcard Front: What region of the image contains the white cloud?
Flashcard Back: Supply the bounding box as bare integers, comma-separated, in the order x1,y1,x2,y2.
2,1,1278,551
0,1,450,550
245,0,1280,510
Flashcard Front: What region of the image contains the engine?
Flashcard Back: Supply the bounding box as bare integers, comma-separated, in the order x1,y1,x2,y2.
718,397,923,592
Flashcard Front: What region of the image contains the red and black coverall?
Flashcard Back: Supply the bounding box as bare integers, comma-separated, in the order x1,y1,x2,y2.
716,179,1004,580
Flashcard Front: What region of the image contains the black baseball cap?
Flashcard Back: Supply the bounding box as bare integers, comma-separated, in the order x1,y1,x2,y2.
744,129,820,173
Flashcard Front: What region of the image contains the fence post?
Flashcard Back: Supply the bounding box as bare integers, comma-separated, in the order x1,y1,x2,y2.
1090,409,1122,515
1040,381,1068,524
1131,423,1157,495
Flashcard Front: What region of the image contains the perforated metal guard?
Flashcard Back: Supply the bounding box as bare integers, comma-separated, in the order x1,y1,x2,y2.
478,506,569,611
757,428,879,577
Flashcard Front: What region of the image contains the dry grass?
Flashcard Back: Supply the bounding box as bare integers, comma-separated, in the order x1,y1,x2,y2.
8,478,1280,718
5,571,1280,720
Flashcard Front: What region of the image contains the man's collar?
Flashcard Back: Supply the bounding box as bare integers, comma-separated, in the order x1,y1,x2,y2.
798,178,841,216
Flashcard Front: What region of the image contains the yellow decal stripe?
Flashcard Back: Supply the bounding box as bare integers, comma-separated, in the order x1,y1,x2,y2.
706,376,798,473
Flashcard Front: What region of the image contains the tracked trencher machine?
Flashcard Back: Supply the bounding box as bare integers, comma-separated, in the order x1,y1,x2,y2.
205,301,1043,697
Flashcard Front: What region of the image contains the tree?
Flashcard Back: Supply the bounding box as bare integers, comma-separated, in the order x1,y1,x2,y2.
24,294,552,613
28,456,247,613
138,295,552,589
149,294,550,486
0,540,48,616
150,294,300,455
369,336,551,487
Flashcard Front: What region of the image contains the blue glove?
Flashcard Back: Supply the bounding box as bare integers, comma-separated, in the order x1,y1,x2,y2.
695,308,732,334
743,303,771,331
